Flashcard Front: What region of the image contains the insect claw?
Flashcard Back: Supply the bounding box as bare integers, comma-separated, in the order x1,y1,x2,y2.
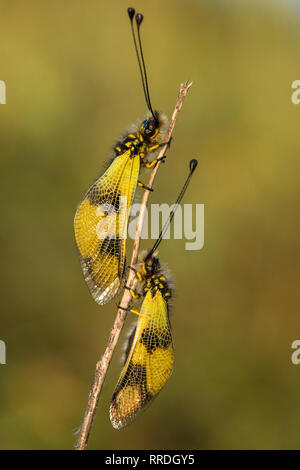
159,137,172,149
166,136,172,148
157,154,167,164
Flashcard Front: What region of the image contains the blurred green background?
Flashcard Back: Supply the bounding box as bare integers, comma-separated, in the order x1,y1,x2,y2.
1,0,300,450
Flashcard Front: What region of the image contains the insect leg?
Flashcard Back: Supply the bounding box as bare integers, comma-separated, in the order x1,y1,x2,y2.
137,181,154,192
145,154,167,168
124,285,140,299
148,137,172,154
159,136,173,149
117,304,141,316
127,265,143,283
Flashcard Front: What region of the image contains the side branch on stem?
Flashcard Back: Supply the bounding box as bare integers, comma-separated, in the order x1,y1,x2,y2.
75,80,193,450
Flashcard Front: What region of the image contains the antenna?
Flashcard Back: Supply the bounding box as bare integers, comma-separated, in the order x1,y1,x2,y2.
127,8,157,122
146,159,198,260
135,13,157,123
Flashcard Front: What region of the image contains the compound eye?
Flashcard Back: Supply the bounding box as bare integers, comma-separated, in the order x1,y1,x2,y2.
144,119,157,137
146,263,153,273
144,258,154,273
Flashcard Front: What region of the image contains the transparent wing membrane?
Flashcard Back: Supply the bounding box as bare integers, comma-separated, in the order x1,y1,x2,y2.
110,289,174,429
74,151,140,305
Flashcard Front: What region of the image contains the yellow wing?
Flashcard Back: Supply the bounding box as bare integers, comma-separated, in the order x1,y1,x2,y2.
74,151,140,305
110,289,174,429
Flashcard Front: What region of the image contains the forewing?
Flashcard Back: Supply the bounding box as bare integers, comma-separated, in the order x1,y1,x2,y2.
74,151,140,305
110,290,174,429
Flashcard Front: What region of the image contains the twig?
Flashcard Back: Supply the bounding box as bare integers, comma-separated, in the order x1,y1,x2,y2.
75,80,193,450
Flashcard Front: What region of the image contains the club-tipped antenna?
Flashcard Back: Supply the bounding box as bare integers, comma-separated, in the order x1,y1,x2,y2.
127,8,157,123
146,159,198,260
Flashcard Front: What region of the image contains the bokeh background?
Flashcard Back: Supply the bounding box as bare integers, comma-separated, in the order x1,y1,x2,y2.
0,0,300,450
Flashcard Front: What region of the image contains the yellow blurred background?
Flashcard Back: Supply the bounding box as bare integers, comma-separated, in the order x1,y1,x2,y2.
1,0,300,449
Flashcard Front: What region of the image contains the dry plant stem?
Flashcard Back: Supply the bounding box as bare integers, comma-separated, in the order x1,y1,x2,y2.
75,80,193,450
